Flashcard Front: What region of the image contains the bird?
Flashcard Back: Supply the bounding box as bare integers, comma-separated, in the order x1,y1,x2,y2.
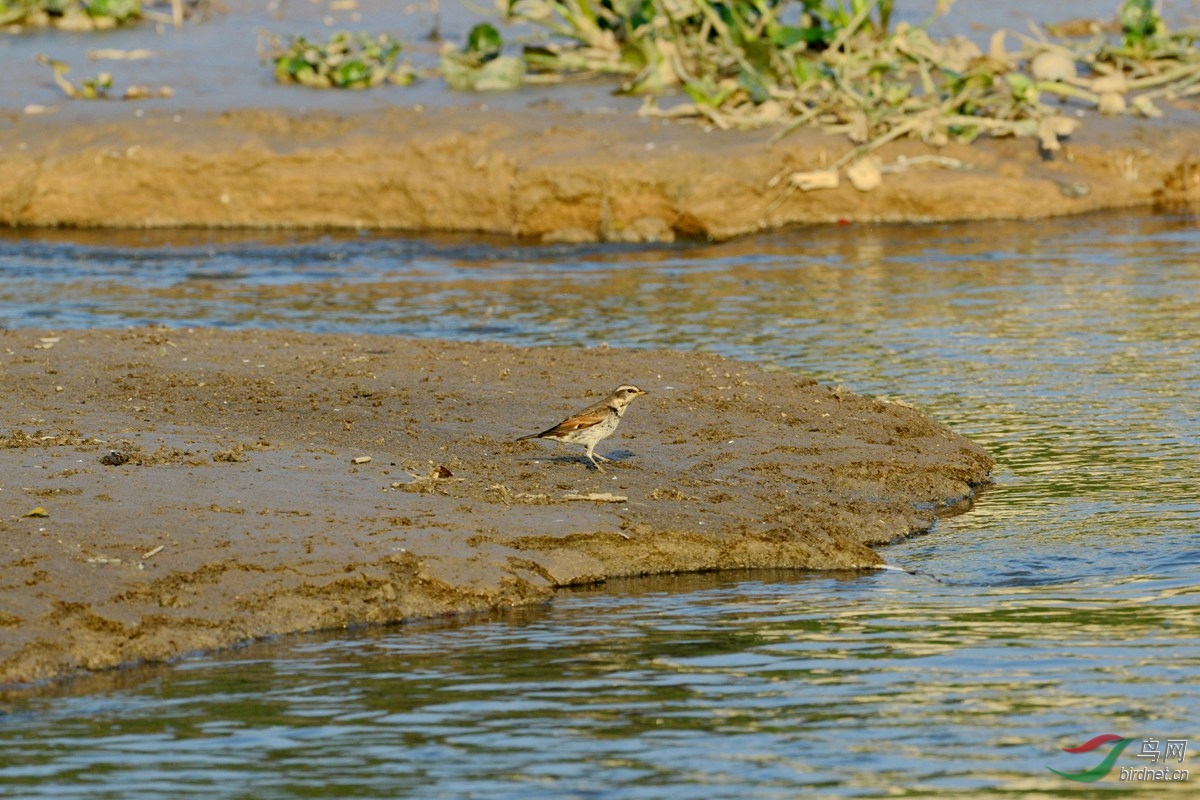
517,384,648,472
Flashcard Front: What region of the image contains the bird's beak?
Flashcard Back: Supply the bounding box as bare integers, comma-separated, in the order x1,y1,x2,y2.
638,389,649,396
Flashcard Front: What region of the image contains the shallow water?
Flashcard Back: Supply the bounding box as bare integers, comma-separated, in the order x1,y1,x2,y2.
0,0,1150,117
1,212,1198,797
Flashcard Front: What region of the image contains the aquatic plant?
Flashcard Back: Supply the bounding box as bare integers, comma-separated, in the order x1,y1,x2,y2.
463,0,1200,188
1082,0,1200,118
0,0,209,30
265,31,415,89
37,54,114,98
35,52,174,99
440,22,525,91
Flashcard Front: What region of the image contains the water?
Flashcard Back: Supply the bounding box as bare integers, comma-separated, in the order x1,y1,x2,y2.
1,213,1198,797
0,0,1160,117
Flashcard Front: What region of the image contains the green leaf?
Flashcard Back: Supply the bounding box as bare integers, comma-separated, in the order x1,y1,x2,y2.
474,55,524,91
1005,72,1039,104
883,83,911,106
770,25,810,49
333,59,372,88
786,56,823,88
738,67,770,105
1120,0,1157,44
682,78,731,108
466,23,503,61
625,0,654,31
441,48,523,92
84,0,141,21
440,52,478,91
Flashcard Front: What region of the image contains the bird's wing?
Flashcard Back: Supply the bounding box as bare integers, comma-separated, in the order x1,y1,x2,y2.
541,409,609,436
532,400,613,437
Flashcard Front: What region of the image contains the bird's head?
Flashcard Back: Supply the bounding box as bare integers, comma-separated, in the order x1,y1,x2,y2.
610,384,648,407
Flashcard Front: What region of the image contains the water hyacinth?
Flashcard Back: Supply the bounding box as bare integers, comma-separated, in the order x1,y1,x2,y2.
488,0,1200,184
0,0,140,28
440,23,526,91
266,31,415,90
0,0,208,29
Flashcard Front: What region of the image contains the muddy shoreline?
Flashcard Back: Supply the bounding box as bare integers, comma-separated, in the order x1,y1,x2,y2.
2,0,1199,242
0,104,1198,242
0,328,992,685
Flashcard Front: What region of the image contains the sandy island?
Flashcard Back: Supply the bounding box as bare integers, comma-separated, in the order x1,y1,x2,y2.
1,328,992,684
1,104,1199,242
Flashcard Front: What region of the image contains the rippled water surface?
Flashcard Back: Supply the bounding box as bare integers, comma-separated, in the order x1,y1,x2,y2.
1,213,1198,797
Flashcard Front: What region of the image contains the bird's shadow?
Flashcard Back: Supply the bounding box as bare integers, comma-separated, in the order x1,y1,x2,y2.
537,449,638,468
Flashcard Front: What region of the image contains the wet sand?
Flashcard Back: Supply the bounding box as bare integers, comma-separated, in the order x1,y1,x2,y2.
1,328,992,685
2,103,1199,242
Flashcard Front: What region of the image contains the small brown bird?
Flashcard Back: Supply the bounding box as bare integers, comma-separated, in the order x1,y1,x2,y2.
517,384,648,472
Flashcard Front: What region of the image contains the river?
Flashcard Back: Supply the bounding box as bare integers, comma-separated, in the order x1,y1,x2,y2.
0,211,1197,797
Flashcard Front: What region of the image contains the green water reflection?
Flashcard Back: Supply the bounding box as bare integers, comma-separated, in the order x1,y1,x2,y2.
2,570,1195,798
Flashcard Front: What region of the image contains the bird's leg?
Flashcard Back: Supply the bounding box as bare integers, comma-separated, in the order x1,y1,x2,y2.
585,446,606,473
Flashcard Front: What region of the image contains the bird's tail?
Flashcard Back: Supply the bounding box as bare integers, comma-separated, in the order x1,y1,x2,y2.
515,433,540,442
